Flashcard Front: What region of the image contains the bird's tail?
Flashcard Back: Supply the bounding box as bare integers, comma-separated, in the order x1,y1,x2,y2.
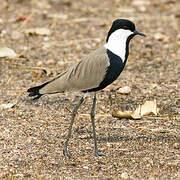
27,82,49,100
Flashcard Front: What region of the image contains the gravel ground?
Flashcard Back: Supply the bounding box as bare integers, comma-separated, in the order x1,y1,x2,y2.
0,0,179,179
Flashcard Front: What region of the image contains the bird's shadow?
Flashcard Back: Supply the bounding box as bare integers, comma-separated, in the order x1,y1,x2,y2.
85,133,177,143
24,96,72,108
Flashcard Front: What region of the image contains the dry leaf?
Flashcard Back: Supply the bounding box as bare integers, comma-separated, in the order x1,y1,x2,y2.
0,47,17,58
140,100,159,116
131,105,142,119
112,110,141,119
25,28,51,36
112,100,159,119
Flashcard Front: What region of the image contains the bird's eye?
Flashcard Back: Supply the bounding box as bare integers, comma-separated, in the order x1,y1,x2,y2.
122,26,128,29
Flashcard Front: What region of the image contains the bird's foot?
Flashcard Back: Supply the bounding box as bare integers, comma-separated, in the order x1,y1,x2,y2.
95,150,106,157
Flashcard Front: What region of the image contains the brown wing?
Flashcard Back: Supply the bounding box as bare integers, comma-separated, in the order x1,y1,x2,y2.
39,46,110,94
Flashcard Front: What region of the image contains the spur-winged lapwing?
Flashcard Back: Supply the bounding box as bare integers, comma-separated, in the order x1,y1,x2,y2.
27,19,146,157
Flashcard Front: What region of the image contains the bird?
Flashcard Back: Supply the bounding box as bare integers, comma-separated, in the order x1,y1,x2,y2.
27,19,146,157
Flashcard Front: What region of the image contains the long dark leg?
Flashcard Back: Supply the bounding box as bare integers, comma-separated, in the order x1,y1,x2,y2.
91,92,106,156
63,95,85,157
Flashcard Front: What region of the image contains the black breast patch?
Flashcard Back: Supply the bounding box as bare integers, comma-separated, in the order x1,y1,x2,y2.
83,49,126,92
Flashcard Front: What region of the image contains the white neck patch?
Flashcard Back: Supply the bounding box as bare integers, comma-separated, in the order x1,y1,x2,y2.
104,29,133,62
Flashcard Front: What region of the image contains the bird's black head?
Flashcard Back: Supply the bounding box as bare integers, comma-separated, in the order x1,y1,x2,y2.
106,19,145,42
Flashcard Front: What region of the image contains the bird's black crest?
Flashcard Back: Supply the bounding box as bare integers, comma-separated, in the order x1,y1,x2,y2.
106,19,136,42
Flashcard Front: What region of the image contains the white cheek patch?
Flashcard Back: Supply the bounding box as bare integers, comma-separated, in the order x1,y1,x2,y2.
104,29,133,62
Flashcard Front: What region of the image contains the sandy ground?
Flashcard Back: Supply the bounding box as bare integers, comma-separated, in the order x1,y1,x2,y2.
0,0,180,179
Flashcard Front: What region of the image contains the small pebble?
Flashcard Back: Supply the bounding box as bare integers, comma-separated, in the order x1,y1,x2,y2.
37,61,43,67
121,172,129,179
139,6,146,12
173,143,179,149
83,165,89,169
23,46,28,50
11,31,21,40
43,36,49,41
154,32,169,42
45,59,56,65
0,18,3,23
117,86,131,94
132,0,150,6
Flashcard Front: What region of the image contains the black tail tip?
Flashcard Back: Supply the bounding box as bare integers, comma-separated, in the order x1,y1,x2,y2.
27,82,49,100
27,86,43,100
